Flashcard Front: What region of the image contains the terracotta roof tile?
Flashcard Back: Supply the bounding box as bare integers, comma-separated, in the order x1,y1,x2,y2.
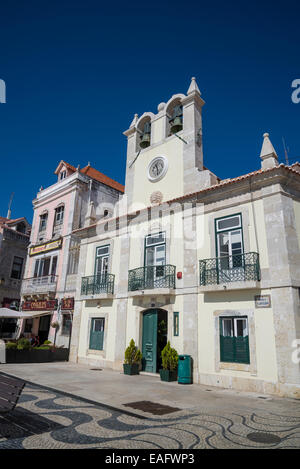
80,165,124,193
73,163,300,234
54,160,124,193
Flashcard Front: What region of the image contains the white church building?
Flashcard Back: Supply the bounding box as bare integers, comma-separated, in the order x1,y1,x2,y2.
69,78,300,398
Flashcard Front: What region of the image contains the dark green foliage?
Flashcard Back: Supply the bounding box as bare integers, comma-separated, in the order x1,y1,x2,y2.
124,339,142,365
6,342,17,349
161,341,178,371
16,338,31,350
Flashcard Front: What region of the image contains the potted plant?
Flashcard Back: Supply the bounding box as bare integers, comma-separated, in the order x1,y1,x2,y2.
159,341,178,382
51,321,60,347
123,339,142,375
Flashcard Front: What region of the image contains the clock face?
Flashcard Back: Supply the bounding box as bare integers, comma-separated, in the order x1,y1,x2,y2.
148,157,168,182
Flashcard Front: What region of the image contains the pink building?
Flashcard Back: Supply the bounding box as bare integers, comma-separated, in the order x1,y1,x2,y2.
20,161,124,346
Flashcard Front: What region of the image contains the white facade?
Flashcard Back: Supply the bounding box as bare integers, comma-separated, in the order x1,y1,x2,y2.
70,79,300,398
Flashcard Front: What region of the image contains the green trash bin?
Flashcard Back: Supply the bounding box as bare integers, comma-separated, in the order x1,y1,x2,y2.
178,355,192,384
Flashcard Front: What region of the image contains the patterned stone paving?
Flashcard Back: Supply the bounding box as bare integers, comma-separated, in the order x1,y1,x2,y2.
0,383,299,449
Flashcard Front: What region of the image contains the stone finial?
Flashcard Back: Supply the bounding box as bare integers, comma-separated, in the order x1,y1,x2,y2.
187,77,201,96
260,132,279,170
130,113,138,128
157,102,166,112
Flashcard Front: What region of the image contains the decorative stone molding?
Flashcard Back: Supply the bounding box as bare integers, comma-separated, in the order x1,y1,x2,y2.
150,191,163,205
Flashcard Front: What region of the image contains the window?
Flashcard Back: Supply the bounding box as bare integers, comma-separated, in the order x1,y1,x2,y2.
215,214,243,274
144,232,166,282
11,256,24,280
51,256,57,276
89,318,105,350
60,171,66,180
216,215,241,232
24,318,33,333
33,256,57,279
54,206,64,227
61,314,72,336
39,213,48,232
95,245,109,278
173,312,179,336
16,222,26,233
220,316,250,364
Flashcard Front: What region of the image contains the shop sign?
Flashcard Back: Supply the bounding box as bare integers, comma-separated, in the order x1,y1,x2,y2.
29,238,62,257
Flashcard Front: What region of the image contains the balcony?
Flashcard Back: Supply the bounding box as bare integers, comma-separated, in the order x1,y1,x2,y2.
81,274,115,298
128,265,176,295
22,275,58,295
199,252,260,291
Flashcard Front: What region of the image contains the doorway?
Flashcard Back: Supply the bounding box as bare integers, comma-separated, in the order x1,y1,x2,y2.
142,309,167,373
38,315,51,344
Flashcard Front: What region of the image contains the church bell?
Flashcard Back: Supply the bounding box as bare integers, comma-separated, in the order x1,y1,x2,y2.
140,121,151,149
170,105,183,134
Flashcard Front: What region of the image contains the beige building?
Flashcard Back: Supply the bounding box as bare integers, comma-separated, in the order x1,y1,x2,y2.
69,78,300,398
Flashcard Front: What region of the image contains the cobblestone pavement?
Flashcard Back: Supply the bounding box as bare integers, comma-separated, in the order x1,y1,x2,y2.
1,382,300,449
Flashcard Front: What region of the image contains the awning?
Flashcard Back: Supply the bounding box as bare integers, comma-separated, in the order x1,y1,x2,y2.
0,308,53,319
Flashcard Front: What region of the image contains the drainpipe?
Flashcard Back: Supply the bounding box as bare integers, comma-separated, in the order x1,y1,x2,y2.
249,176,259,253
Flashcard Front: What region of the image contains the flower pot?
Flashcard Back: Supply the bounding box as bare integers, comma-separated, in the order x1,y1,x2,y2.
123,363,140,375
159,369,177,382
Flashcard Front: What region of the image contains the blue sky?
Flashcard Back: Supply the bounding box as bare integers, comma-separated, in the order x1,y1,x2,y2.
0,0,299,223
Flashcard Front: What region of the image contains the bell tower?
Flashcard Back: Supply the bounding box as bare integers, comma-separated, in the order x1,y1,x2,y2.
123,78,218,211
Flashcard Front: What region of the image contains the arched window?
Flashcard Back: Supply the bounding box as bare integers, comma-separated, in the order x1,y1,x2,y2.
39,212,48,233
53,205,65,237
137,116,152,150
165,97,184,137
59,170,67,180
54,205,64,226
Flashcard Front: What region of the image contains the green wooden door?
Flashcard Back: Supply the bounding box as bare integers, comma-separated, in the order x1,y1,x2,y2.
142,310,158,373
89,318,105,351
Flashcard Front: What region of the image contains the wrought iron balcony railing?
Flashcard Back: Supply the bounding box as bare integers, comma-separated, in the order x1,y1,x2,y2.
21,275,58,294
199,252,260,286
128,265,176,292
81,274,115,295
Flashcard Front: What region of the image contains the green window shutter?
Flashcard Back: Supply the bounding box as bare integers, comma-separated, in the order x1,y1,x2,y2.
220,336,235,363
220,317,250,364
235,336,250,364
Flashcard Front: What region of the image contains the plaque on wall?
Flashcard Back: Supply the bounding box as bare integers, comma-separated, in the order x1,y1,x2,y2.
255,295,271,308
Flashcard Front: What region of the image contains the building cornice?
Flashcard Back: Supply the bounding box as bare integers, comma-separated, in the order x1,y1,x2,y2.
72,164,300,238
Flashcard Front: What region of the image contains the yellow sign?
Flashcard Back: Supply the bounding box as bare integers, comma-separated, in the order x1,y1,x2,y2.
29,238,63,256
